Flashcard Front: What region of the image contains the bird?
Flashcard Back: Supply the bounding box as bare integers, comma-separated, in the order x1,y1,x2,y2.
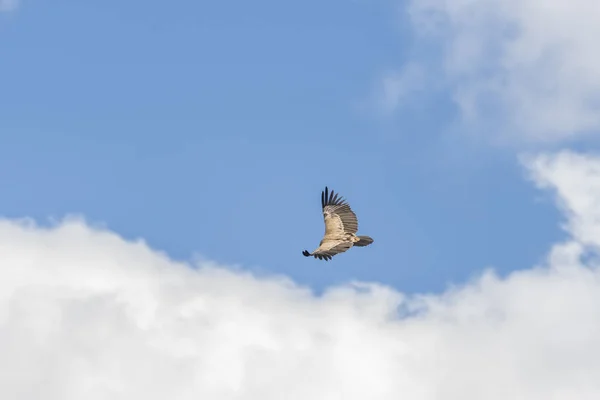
302,186,374,261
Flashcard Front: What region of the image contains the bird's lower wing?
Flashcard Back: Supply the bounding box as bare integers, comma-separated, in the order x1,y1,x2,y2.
304,241,353,261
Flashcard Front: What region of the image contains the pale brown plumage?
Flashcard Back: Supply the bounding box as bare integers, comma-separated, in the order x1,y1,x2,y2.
302,186,374,261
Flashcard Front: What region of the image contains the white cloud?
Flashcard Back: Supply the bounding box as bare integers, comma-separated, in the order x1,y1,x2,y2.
394,0,600,143
0,0,18,12
2,152,600,399
525,150,600,249
378,62,426,114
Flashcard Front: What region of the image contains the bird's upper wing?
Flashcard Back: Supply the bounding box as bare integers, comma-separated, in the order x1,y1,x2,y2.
321,186,359,236
307,241,353,261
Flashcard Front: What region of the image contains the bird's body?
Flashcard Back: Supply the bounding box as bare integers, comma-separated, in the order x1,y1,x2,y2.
302,186,374,261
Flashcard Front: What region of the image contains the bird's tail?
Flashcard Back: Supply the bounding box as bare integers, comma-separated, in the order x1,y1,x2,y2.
354,235,374,247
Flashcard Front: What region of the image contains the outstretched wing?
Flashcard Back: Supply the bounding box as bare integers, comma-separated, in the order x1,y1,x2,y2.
302,241,353,261
321,186,358,236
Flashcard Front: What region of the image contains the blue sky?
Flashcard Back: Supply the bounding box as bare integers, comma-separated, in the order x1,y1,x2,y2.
0,0,564,294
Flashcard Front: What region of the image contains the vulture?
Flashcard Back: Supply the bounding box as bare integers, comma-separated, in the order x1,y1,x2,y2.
302,186,374,261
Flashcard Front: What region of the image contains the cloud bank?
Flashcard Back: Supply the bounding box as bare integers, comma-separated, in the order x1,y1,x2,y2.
1,151,599,399
389,0,600,143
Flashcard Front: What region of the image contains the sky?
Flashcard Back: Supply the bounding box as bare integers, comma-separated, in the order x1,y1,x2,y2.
2,0,600,399
0,0,565,293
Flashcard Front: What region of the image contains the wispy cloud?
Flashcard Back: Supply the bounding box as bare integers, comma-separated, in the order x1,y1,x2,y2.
388,0,600,144
0,0,18,12
378,62,426,114
1,151,600,398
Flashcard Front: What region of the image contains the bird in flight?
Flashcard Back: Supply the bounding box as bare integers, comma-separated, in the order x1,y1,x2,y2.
302,186,374,261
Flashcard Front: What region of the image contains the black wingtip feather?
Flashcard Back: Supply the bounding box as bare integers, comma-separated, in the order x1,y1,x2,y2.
313,253,332,261
321,186,347,208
